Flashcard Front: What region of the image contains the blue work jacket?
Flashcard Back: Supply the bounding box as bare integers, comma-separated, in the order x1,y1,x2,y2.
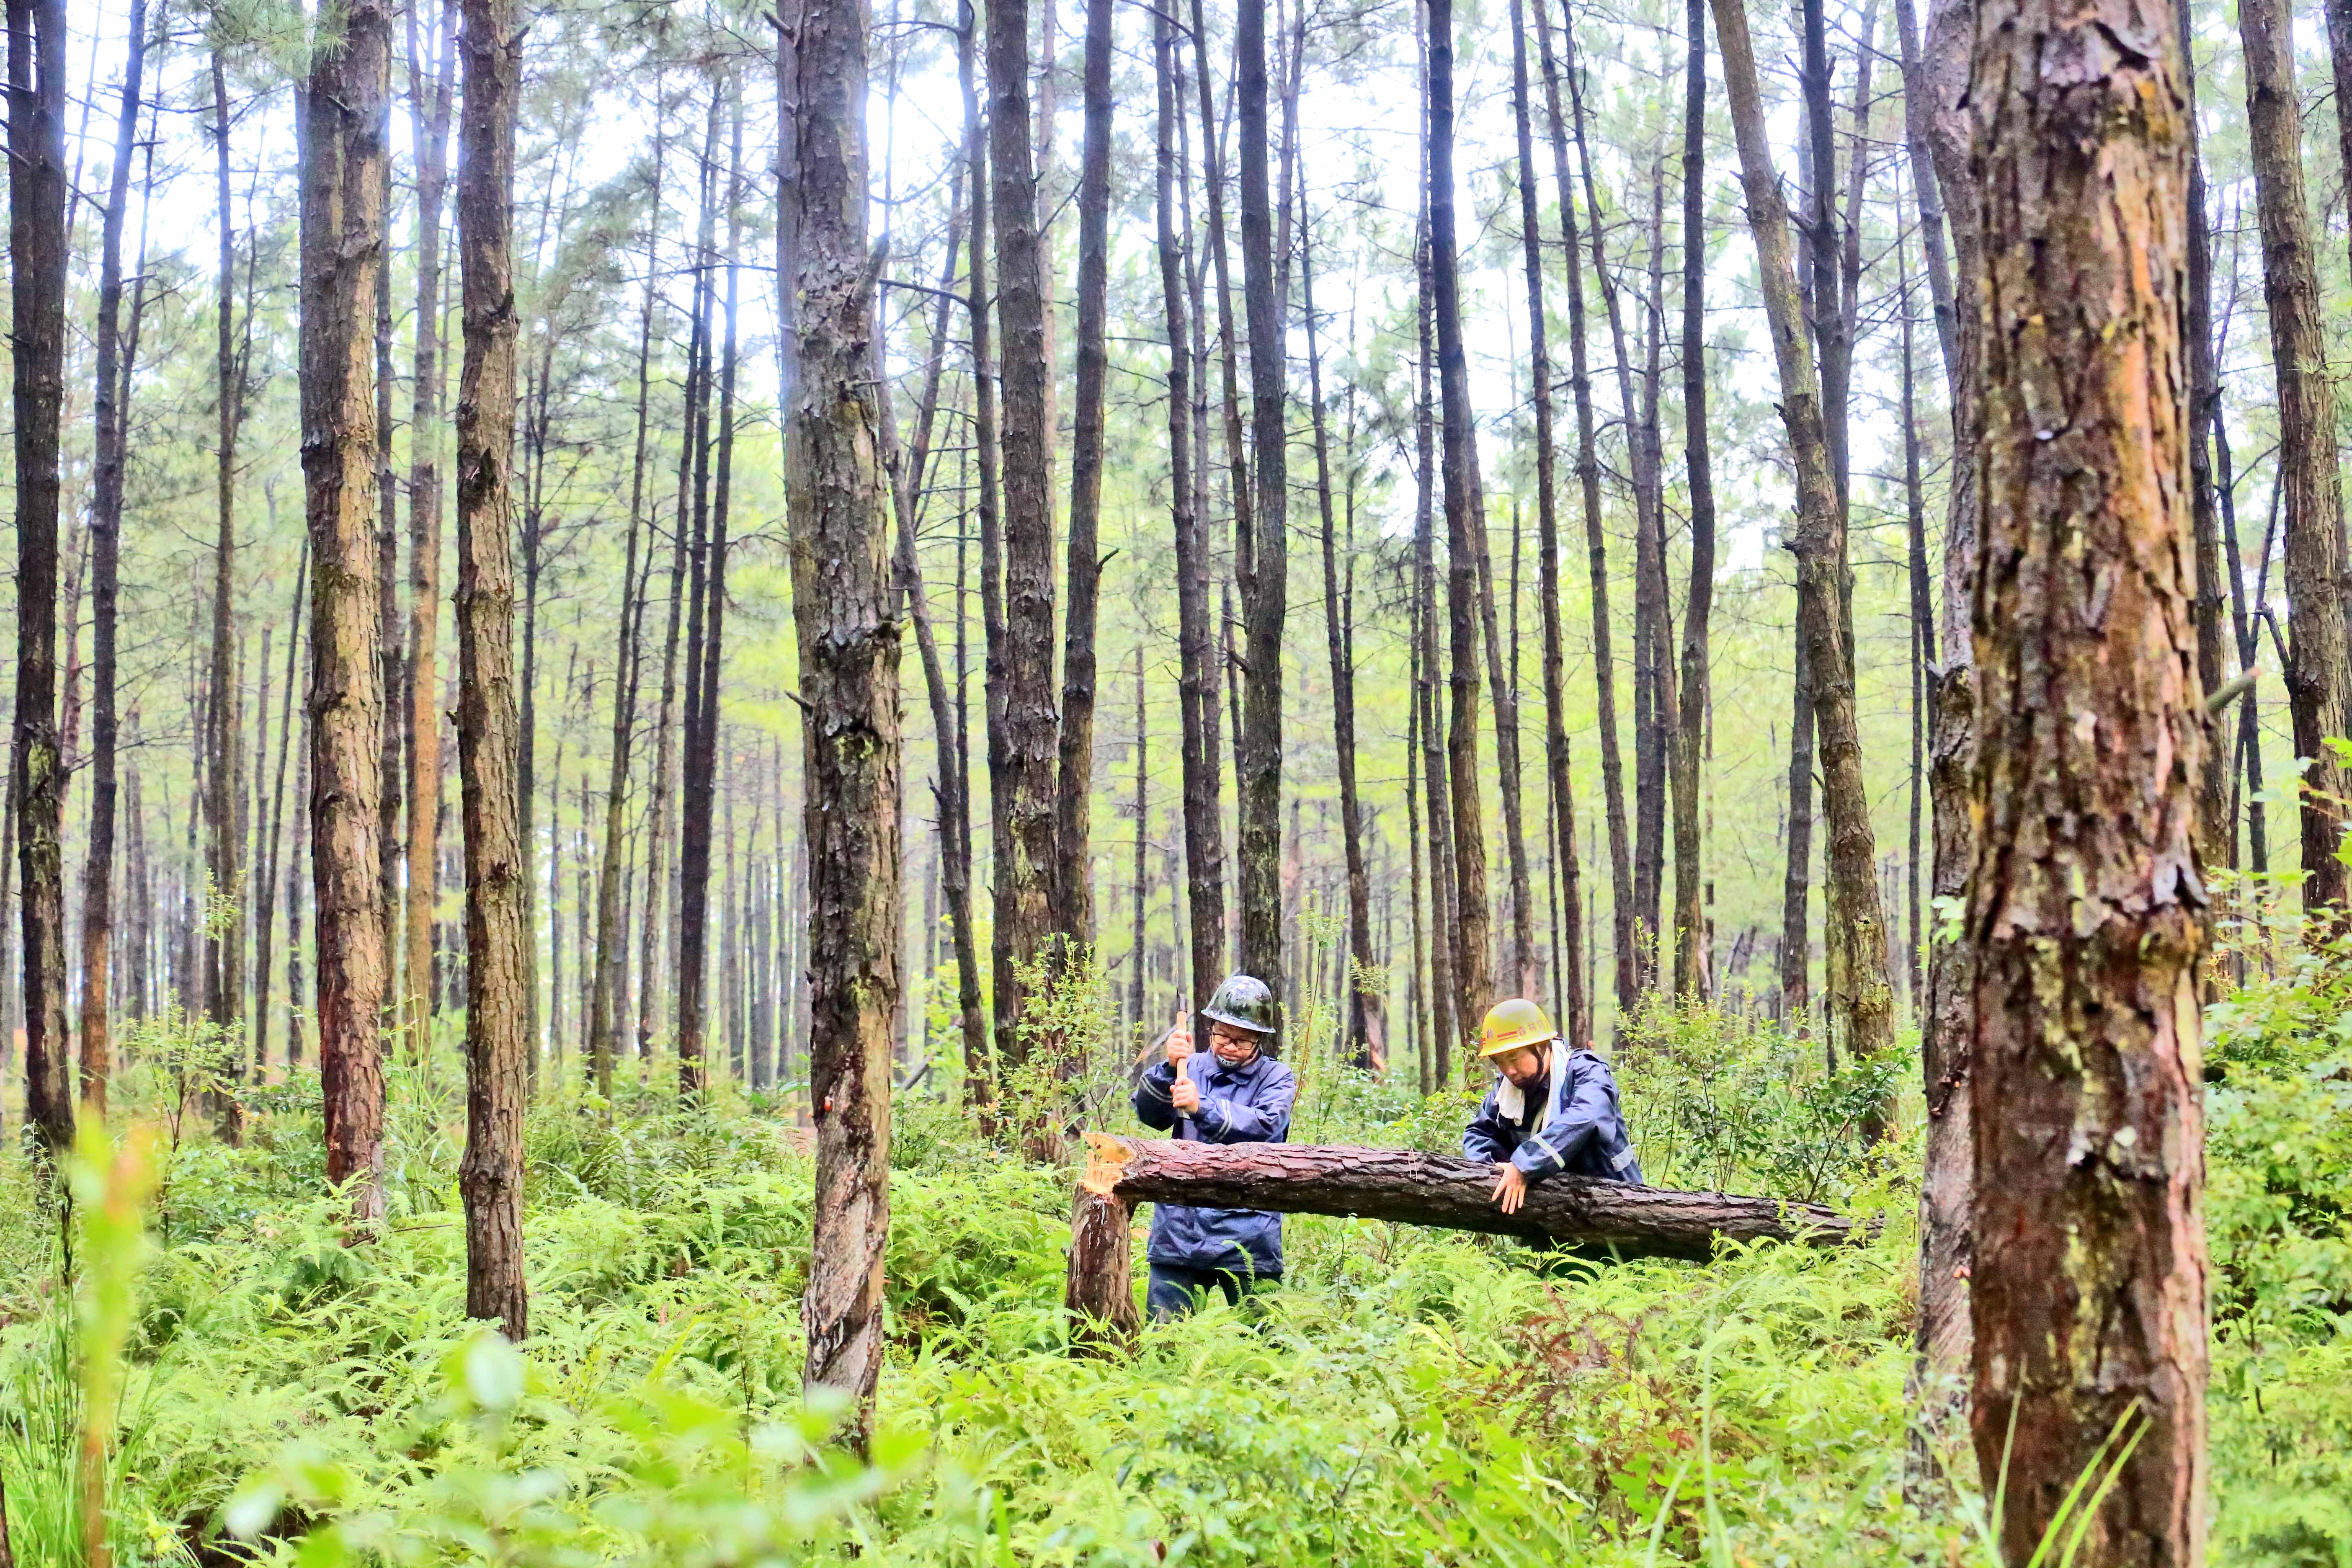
1463,1042,1644,1185
1132,1049,1298,1278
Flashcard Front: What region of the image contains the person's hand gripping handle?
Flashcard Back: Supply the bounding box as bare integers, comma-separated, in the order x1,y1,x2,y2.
1166,1008,1202,1131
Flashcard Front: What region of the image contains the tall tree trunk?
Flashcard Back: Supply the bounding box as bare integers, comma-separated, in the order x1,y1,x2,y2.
1540,5,1637,1022
1052,0,1113,949
879,146,986,1128
1301,177,1380,1061
1156,2,1225,1015
404,0,455,1043
453,0,528,1339
376,95,405,990
987,0,1061,1078
1428,0,1494,1048
301,0,393,1225
1411,77,1457,1084
1631,174,1670,992
589,80,667,1090
784,0,900,1441
207,51,249,1134
1968,0,2208,1550
678,89,743,1098
1235,0,1288,993
2239,0,2352,911
1671,0,1716,1002
80,0,147,1116
1513,0,1585,1048
9,0,71,1155
1710,0,1896,1104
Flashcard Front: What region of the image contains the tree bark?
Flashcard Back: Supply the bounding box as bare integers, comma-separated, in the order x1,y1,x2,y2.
1411,78,1457,1085
1052,0,1114,949
2238,0,2351,911
988,0,1061,1079
1511,0,1585,1046
1235,0,1289,997
1064,1187,1139,1352
1428,0,1495,1049
1082,1134,1863,1259
784,0,900,1441
1542,8,1637,1022
453,0,529,1340
1710,0,1897,1099
2180,0,2226,881
1157,3,1225,1017
301,0,393,1223
1671,0,1716,1002
9,0,71,1155
80,0,147,1116
404,0,456,1044
1967,0,2209,1552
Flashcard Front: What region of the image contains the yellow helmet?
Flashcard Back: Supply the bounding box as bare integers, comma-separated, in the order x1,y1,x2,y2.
1478,998,1557,1058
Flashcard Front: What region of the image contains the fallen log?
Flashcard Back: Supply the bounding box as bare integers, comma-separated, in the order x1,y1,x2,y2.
1078,1133,1865,1263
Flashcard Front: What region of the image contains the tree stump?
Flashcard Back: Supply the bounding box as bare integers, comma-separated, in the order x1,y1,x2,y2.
1064,1185,1139,1354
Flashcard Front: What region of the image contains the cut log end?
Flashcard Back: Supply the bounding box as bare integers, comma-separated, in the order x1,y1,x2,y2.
1080,1129,1134,1196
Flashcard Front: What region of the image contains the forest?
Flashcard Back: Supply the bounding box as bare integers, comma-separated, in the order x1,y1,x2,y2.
1,0,2348,1556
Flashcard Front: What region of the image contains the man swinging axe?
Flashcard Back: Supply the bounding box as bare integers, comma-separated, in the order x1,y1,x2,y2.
1463,998,1644,1214
1131,973,1297,1319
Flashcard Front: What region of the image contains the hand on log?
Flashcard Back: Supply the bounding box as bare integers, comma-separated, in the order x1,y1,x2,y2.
1082,1134,1868,1263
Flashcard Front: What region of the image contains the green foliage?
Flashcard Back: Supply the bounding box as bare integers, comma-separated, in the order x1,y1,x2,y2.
2,966,2345,1567
1613,999,1904,1201
2201,899,2352,1565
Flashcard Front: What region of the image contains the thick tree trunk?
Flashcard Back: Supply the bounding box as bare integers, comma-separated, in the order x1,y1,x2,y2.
1051,0,1113,949
1511,0,1585,1047
1082,1134,1862,1258
1428,0,1494,1048
1235,0,1287,993
784,0,900,1440
1671,0,1715,1002
80,0,147,1116
1541,9,1637,1022
405,0,455,1044
9,0,71,1155
1156,5,1225,1017
454,0,529,1340
988,0,1061,1080
207,52,248,1131
301,0,393,1223
2239,0,2352,911
1710,0,1896,1099
1967,0,2209,1553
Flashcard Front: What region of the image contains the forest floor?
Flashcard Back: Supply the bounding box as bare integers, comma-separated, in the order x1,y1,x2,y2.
2,935,2348,1566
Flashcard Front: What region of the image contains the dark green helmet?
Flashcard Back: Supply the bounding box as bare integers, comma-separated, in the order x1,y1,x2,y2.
1201,973,1278,1037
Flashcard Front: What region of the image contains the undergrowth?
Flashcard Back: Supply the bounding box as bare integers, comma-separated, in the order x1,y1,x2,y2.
1,923,2344,1565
